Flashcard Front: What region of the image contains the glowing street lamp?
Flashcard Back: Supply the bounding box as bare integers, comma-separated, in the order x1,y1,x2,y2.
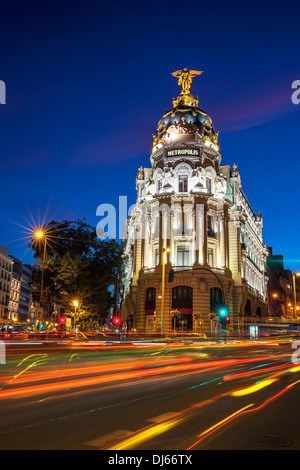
34,229,47,303
73,300,79,332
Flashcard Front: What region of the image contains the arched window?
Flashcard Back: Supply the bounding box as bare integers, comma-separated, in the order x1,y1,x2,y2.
244,299,251,317
172,286,193,331
145,287,156,310
172,286,193,309
210,287,223,312
256,306,262,317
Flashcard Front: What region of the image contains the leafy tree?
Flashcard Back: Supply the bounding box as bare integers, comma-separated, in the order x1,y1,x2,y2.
30,219,123,324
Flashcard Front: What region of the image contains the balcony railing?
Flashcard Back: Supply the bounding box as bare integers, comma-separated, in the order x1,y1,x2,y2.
173,266,193,271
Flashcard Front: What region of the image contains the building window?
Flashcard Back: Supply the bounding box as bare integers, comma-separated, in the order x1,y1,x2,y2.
155,248,159,266
207,215,215,237
145,288,156,310
157,179,162,193
177,246,189,266
244,299,251,317
172,286,193,309
210,287,223,313
207,247,214,266
178,175,188,193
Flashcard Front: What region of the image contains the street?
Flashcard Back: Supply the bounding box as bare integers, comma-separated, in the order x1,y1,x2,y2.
0,336,299,451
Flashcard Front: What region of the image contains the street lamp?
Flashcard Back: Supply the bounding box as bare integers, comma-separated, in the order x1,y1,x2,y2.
161,247,170,334
34,229,47,303
73,300,79,332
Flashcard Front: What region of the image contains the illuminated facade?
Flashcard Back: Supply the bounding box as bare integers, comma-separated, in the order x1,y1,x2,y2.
9,267,21,321
119,70,269,333
0,245,13,322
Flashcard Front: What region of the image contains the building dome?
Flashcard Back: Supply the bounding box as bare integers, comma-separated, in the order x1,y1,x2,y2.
152,69,219,153
153,104,218,149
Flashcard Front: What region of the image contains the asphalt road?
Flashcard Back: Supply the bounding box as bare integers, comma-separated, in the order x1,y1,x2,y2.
0,337,299,451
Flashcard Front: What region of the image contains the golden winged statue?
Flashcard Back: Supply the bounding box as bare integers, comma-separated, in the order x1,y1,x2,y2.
171,68,203,95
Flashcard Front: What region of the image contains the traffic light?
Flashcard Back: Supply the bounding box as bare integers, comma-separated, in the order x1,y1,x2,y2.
112,316,122,327
217,305,229,327
168,268,175,283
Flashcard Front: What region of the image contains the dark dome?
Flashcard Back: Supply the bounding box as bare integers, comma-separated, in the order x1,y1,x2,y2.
154,104,217,145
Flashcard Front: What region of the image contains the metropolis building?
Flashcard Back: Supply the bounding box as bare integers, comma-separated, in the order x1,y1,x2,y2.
118,69,269,334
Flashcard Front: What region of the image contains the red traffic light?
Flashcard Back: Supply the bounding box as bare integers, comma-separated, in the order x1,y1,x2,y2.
59,316,65,323
226,316,230,322
112,316,121,325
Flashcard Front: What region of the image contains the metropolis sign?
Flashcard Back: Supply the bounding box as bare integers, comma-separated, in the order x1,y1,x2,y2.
166,148,200,157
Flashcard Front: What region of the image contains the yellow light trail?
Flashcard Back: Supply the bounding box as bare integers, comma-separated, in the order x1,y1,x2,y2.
230,378,278,397
187,377,300,450
107,416,186,450
198,404,254,438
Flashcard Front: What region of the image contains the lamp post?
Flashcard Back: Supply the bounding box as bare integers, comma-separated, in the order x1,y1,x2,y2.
35,230,47,304
161,247,170,334
73,300,79,332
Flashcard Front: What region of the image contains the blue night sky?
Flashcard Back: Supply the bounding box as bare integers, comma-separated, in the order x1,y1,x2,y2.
0,0,299,271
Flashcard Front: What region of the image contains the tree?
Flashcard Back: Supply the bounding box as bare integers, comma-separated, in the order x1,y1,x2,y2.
30,219,124,324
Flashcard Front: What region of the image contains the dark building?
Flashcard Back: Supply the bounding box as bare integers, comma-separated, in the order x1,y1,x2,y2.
266,247,296,319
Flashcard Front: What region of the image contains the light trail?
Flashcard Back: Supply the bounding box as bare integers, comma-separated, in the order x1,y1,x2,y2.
0,356,194,386
230,378,278,397
187,378,300,449
107,416,186,450
223,362,292,381
101,358,300,451
0,348,294,400
0,359,238,399
102,396,221,450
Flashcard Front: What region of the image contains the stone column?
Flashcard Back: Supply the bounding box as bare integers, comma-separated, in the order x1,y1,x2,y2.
203,204,208,265
143,211,149,268
220,215,226,268
195,202,204,265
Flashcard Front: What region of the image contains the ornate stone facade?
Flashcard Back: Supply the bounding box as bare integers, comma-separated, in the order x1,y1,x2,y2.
118,71,269,334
